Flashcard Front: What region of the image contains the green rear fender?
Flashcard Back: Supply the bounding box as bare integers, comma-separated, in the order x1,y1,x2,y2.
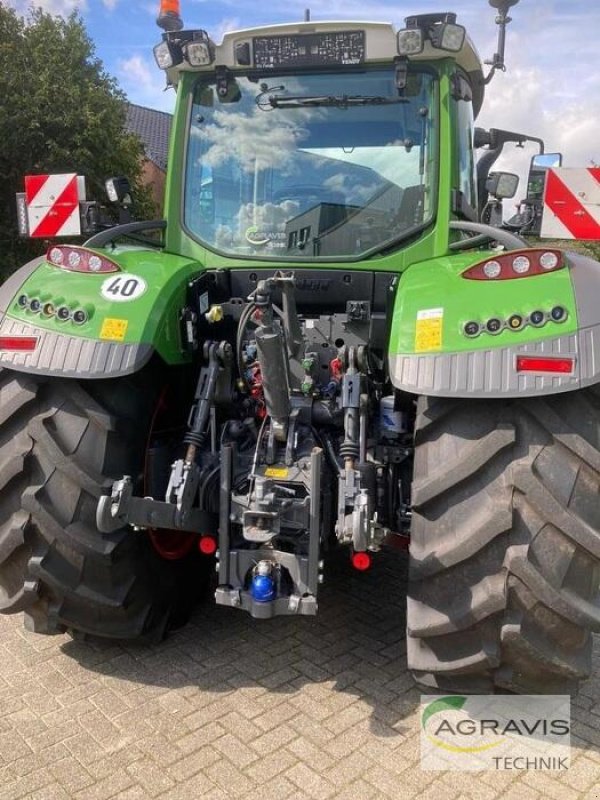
386,248,600,398
0,247,201,378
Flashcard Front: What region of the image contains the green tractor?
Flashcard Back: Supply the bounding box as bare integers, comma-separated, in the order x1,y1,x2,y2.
2,0,599,695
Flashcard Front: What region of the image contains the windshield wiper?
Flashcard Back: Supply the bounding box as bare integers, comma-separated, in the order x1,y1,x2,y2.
268,94,409,109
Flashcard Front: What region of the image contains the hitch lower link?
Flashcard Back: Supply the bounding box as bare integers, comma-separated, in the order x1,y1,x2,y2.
336,345,387,556
96,341,230,535
96,475,216,534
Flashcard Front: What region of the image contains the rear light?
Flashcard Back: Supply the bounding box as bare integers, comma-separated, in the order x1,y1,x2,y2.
198,535,217,555
46,246,120,274
0,336,38,351
539,252,559,270
462,249,564,280
516,356,575,374
351,551,371,571
512,255,530,274
483,260,501,279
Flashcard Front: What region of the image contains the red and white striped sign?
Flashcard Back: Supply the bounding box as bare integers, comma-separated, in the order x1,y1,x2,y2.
541,167,600,240
24,173,84,238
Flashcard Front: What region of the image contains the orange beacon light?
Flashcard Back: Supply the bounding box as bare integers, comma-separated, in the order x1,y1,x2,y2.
157,0,183,31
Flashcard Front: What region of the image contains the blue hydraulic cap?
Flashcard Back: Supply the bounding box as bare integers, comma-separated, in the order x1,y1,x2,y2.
251,561,276,603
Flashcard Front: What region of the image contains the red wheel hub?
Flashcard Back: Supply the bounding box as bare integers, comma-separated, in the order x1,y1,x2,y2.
148,529,197,560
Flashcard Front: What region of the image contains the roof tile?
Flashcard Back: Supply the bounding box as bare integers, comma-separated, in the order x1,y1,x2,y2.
125,103,172,172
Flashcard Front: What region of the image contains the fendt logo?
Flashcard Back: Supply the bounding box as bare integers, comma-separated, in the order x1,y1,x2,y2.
420,695,571,771
294,278,332,292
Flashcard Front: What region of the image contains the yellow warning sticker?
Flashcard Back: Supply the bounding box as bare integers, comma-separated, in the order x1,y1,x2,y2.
264,467,289,479
415,308,443,352
100,318,128,342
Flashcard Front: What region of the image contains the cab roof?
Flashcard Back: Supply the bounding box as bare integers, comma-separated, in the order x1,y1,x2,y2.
163,19,485,115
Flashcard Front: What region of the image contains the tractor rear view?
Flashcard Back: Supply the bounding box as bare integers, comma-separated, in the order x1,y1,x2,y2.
1,0,599,695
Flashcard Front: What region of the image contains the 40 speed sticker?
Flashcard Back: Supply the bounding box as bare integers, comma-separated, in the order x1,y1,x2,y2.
100,274,147,302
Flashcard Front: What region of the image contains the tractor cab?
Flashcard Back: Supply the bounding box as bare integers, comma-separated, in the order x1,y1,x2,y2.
154,15,490,264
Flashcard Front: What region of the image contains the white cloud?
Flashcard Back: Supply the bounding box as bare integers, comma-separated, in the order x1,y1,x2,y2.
117,54,176,112
100,0,599,207
212,16,241,43
118,54,156,91
477,47,600,212
196,106,309,173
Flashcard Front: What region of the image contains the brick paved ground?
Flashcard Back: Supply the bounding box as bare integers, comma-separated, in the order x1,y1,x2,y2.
0,548,598,800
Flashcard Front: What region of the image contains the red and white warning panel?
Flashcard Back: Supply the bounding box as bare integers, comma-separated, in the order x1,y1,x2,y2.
541,167,600,240
24,174,86,238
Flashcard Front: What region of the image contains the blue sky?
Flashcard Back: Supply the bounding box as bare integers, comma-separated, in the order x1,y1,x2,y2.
6,0,600,203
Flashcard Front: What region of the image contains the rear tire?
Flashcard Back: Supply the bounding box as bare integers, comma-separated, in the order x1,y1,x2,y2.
407,390,600,694
0,367,211,640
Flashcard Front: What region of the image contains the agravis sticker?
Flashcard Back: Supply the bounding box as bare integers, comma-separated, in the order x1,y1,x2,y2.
415,308,443,352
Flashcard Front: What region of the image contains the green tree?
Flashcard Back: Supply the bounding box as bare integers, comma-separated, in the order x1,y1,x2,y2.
0,4,154,274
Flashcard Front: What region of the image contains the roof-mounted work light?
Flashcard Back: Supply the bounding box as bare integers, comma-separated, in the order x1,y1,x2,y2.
154,29,215,70
182,30,214,66
433,22,466,52
397,28,424,56
153,38,179,69
397,12,465,56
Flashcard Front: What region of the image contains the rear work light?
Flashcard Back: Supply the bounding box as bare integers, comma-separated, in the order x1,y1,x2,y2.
46,246,120,274
516,356,575,374
0,336,38,352
183,31,214,66
397,28,424,55
462,249,564,280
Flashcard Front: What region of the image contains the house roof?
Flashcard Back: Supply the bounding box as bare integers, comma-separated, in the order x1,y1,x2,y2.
125,103,172,172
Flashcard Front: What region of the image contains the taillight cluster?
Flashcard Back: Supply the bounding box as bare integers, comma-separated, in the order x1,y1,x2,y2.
46,245,121,274
0,336,38,352
462,249,564,280
516,356,574,374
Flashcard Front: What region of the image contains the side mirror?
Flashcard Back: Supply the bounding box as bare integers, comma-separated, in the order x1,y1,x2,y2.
105,176,132,205
531,153,562,170
526,153,562,202
486,171,519,199
474,127,491,149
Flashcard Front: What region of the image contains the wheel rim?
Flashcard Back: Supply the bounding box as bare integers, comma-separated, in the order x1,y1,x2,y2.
145,387,197,561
